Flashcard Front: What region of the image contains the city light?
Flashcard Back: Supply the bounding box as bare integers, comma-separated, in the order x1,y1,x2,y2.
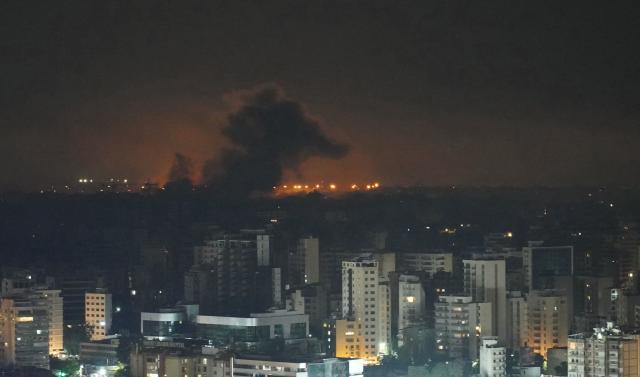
272,181,381,195
2,2,634,376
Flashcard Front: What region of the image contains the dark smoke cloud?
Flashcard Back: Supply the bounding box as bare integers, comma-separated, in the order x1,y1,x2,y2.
165,153,194,191
203,85,349,196
168,153,194,183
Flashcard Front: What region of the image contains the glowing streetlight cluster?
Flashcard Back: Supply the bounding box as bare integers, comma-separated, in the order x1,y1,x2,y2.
273,181,380,194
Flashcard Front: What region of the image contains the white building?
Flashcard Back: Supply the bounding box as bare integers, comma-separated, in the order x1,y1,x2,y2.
434,295,493,359
399,253,453,277
233,357,364,377
464,259,507,343
141,310,187,339
338,256,389,362
196,309,309,345
85,291,112,341
479,337,506,377
397,275,426,341
568,323,640,377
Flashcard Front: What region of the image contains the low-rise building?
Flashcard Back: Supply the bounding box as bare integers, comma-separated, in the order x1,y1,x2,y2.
141,304,199,339
79,337,119,367
130,344,231,377
195,309,309,348
479,337,506,377
233,357,364,377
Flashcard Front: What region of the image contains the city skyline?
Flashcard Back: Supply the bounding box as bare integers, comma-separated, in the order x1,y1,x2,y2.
2,2,640,377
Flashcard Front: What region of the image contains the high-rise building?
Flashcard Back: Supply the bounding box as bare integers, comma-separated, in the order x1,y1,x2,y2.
377,280,391,355
192,235,258,315
568,323,640,377
319,252,362,294
271,267,284,309
434,295,493,359
375,253,396,283
506,291,528,350
85,290,112,341
397,274,426,343
336,318,367,361
575,276,614,318
479,337,506,377
60,275,104,325
607,288,640,328
522,243,574,291
322,315,338,357
464,259,507,343
184,265,216,314
1,270,41,297
338,256,389,362
0,278,63,357
399,253,454,277
526,290,569,358
614,225,640,289
289,237,320,286
0,293,51,370
484,232,516,254
257,234,274,267
289,283,328,337
39,289,63,356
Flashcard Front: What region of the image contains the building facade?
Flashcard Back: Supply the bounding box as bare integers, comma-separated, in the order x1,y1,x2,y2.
464,259,507,343
568,324,640,377
399,253,454,277
233,357,364,377
522,243,574,291
85,290,112,341
0,295,50,370
526,290,569,358
434,295,493,359
40,289,63,356
397,274,426,342
289,237,320,286
506,291,528,350
338,256,388,361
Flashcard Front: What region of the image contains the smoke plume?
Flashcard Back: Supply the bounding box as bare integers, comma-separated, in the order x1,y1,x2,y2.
203,85,349,196
165,153,194,191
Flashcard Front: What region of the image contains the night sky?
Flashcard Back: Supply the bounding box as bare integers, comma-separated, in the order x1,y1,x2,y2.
1,1,639,190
